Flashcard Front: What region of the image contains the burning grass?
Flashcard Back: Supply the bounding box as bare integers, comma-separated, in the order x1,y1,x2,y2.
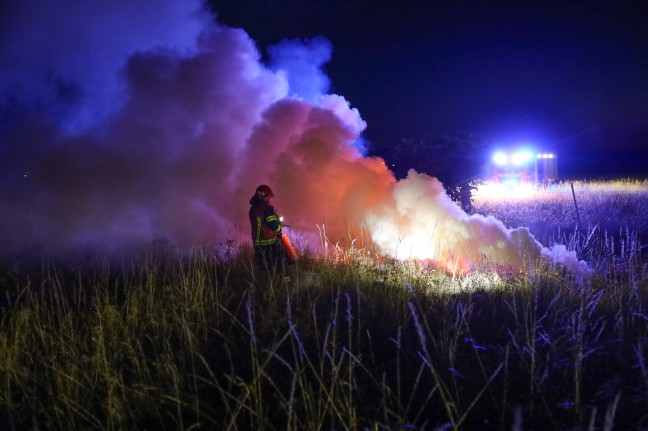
1,229,647,430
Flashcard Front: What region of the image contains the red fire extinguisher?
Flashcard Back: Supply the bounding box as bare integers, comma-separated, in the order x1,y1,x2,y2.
281,233,298,264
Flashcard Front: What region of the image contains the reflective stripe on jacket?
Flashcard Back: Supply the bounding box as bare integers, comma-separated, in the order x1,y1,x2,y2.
249,195,281,246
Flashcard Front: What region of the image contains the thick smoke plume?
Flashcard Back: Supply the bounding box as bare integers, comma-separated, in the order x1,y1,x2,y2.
0,1,583,272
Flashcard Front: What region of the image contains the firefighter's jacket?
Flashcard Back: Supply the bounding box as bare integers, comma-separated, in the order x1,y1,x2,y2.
249,195,282,247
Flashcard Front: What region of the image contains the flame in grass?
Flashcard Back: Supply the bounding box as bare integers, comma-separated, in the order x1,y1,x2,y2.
360,170,558,274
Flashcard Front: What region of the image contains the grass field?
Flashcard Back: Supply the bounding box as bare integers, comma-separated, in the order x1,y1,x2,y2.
472,179,648,243
1,179,647,430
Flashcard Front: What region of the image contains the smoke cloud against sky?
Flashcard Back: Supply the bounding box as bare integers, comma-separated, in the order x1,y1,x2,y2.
214,1,648,179
0,1,582,271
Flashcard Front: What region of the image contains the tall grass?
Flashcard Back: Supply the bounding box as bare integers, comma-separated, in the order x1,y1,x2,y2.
1,228,647,430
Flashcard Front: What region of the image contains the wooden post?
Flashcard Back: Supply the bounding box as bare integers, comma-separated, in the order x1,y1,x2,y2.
570,182,583,234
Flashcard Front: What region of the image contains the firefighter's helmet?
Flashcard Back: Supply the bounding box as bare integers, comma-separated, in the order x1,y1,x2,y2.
255,184,274,199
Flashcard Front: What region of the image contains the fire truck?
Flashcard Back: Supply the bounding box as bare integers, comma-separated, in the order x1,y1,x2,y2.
491,148,558,185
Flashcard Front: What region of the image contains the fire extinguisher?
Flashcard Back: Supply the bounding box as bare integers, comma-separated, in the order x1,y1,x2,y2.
280,233,298,264
278,216,298,263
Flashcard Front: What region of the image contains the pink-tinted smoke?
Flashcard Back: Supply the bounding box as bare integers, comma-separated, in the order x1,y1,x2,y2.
0,2,584,272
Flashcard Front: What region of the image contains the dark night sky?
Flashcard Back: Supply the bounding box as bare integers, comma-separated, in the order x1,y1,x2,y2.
212,0,648,178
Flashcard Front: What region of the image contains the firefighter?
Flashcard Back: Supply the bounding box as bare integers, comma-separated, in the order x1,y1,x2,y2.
248,184,289,281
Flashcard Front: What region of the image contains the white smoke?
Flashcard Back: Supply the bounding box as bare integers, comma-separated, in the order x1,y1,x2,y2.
267,37,332,103
364,171,538,269
0,1,585,273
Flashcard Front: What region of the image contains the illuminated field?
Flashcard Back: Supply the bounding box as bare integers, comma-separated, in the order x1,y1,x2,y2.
472,178,648,242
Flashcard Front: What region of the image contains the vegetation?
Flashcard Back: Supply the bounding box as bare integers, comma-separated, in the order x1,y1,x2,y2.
473,179,648,243
1,180,647,430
